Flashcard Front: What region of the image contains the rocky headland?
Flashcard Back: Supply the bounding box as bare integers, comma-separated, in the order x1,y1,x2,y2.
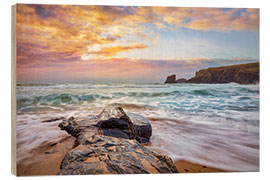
57,107,178,175
165,62,259,84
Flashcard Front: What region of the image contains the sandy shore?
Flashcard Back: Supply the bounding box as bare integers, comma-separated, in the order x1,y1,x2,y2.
174,160,227,173
17,136,75,176
17,135,227,176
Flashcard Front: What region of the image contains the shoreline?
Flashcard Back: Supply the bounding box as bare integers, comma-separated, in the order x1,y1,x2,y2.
17,136,75,176
17,135,227,176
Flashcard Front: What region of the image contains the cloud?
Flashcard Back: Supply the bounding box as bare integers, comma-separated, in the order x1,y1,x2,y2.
154,22,167,29
148,7,259,32
181,8,259,31
17,5,259,66
81,43,148,60
16,4,156,65
16,4,259,83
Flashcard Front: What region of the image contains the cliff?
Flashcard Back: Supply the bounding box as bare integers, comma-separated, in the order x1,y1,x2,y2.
165,63,259,84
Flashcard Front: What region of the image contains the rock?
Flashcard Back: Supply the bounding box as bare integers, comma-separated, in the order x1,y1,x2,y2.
45,150,58,154
42,117,66,123
165,75,187,84
187,63,259,84
59,107,152,143
164,74,176,83
95,107,152,143
58,135,178,175
58,117,81,137
57,107,178,175
176,78,187,83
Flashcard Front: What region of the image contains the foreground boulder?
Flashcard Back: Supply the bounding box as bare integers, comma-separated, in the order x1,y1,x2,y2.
58,135,178,174
59,107,152,143
58,107,178,174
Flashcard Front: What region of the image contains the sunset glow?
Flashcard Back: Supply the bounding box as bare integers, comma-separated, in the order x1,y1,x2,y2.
16,4,259,83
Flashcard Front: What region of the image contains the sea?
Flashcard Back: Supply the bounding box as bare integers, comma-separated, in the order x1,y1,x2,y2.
16,83,259,171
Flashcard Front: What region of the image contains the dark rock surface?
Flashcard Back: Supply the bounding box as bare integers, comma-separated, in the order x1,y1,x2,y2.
59,107,152,143
96,108,152,143
58,135,178,175
42,117,66,123
164,74,176,83
176,78,187,83
58,107,178,175
58,117,81,137
165,75,187,84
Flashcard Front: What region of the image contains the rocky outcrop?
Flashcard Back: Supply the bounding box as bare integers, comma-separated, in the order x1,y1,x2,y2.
58,107,178,174
164,74,176,83
164,63,259,84
165,74,187,84
58,135,178,175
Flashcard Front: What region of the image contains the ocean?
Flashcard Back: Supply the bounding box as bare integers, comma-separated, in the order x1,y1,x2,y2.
16,83,259,171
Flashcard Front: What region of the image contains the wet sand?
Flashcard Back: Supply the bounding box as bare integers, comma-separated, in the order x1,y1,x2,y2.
17,136,75,176
174,160,227,173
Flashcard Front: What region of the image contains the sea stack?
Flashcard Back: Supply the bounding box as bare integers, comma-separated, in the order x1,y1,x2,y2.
164,74,176,83
165,74,187,84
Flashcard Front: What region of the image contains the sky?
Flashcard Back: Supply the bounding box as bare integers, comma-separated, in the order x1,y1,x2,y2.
16,4,259,83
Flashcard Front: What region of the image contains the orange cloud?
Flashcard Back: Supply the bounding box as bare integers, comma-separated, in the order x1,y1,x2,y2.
81,43,148,60
98,44,148,55
16,4,156,65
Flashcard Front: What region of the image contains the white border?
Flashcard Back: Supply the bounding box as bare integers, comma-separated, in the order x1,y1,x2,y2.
1,0,269,179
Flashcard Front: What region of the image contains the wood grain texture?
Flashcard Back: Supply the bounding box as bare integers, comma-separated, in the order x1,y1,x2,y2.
11,4,17,176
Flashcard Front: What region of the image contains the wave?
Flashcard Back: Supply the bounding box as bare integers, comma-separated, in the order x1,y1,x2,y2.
108,103,153,110
238,87,259,93
17,83,167,90
192,89,213,96
17,83,55,87
17,91,184,108
17,93,112,109
125,91,181,98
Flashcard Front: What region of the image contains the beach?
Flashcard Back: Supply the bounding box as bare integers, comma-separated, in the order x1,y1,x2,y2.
16,83,259,175
17,136,75,176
